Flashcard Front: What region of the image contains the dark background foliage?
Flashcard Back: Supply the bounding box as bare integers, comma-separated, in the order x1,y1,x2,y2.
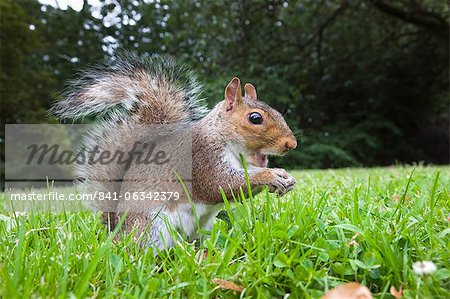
1,0,448,171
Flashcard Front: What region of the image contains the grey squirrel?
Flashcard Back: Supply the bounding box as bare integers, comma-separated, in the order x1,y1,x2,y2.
50,53,297,250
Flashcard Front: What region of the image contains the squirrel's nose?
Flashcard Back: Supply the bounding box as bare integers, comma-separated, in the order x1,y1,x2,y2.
284,137,297,151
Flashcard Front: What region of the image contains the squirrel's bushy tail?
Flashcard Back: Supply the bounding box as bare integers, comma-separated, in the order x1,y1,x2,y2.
50,52,208,124
49,53,208,216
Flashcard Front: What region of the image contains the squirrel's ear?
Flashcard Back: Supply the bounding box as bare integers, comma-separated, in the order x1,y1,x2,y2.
224,77,242,112
244,83,257,100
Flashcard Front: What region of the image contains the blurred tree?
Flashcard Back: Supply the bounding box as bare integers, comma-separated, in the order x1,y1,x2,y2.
0,0,54,125
1,0,55,179
1,0,448,171
35,1,105,88
369,0,449,50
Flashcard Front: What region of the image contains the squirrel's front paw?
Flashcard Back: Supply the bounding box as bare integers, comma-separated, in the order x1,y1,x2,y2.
268,168,296,196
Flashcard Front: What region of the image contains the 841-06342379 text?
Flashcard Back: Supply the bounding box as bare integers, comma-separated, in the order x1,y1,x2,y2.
8,191,180,202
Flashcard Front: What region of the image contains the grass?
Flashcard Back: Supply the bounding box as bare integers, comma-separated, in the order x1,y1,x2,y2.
1,165,449,298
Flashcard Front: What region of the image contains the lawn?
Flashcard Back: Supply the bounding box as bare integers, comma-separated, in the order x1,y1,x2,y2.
1,166,449,298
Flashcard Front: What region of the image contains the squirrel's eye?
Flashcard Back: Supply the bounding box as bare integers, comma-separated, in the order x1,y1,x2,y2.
248,112,263,125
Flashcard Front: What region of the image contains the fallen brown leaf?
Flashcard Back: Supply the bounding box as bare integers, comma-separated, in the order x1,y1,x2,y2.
212,278,244,292
390,285,403,298
322,282,372,299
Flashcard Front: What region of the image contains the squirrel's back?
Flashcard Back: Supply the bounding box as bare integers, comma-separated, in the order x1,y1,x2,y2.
49,55,298,244
50,52,208,124
49,53,209,216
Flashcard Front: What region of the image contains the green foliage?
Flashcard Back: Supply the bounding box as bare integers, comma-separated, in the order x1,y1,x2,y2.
286,142,361,169
1,0,448,168
1,166,449,297
0,0,55,125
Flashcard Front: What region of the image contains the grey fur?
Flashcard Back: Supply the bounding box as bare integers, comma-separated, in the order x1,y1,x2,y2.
49,52,208,122
49,54,297,252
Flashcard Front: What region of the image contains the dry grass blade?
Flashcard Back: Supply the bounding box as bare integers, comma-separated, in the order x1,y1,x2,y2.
212,278,244,292
195,249,208,263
